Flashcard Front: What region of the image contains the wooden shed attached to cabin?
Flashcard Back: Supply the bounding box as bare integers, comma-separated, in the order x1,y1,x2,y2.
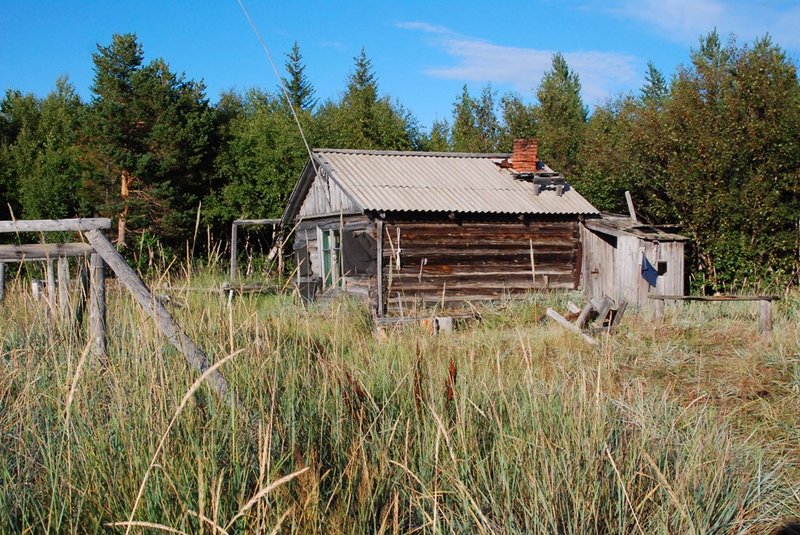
581,214,689,308
281,139,599,316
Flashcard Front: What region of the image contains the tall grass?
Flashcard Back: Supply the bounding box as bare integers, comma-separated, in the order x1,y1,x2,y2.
0,271,798,533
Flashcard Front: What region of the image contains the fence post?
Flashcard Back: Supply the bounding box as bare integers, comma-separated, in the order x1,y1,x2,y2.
0,262,5,302
89,252,107,361
57,256,70,322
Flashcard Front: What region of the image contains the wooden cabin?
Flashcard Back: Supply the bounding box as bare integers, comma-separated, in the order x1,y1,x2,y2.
281,139,599,316
581,214,689,308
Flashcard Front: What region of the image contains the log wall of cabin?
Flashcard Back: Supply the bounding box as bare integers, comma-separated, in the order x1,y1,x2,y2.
380,218,580,313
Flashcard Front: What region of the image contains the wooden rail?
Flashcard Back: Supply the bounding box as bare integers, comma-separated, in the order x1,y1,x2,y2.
649,294,779,338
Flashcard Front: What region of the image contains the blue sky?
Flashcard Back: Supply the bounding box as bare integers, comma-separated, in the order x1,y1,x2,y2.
2,0,799,129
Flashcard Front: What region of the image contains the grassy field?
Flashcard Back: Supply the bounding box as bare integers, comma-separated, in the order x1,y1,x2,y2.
1,267,798,533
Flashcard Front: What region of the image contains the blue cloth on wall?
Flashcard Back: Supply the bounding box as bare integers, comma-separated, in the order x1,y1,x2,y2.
641,253,659,287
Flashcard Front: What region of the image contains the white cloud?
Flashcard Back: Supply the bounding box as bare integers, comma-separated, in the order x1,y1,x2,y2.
614,0,800,48
398,22,637,105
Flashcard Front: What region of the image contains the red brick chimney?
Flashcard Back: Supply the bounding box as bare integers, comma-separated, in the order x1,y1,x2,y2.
511,138,538,173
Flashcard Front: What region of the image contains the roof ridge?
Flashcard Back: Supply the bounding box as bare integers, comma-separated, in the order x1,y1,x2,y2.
314,148,511,158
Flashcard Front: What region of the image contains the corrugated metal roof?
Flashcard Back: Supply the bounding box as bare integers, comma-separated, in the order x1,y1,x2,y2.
313,149,599,215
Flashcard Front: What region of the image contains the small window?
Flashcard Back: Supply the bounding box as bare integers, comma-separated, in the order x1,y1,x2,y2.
657,261,668,275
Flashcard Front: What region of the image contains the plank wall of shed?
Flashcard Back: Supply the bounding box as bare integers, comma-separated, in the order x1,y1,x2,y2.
382,218,580,313
298,171,359,218
293,215,377,303
582,225,685,308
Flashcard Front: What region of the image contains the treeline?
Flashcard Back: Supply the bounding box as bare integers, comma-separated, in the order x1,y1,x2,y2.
1,32,798,289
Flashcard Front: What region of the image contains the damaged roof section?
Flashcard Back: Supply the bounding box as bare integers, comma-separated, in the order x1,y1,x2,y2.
283,148,598,224
584,213,691,242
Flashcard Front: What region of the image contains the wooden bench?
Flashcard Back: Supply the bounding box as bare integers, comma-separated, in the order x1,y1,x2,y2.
648,295,780,338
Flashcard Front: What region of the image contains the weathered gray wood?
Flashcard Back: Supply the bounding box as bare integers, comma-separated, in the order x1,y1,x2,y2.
376,219,384,317
86,229,232,402
0,218,111,233
625,191,638,222
435,316,453,334
31,279,43,300
0,262,5,302
648,295,780,302
653,298,665,323
546,307,597,345
74,261,89,329
759,299,772,338
566,301,581,314
593,297,615,327
575,302,594,328
0,243,93,262
46,259,56,314
89,253,107,360
57,256,70,321
233,218,280,226
230,222,238,281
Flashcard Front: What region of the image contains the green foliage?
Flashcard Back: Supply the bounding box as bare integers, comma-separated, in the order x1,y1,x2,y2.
87,33,218,246
315,49,420,150
0,80,87,221
535,53,588,175
206,89,312,225
282,42,317,112
451,85,501,152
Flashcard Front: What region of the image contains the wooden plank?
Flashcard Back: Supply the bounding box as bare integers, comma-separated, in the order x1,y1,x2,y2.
85,229,233,403
0,218,111,233
575,302,594,328
89,253,107,360
546,307,597,345
233,218,280,226
593,297,615,327
648,295,780,302
0,243,93,261
759,299,772,338
566,302,581,314
625,191,638,222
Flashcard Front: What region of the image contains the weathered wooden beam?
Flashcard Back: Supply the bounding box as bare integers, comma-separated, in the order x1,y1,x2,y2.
0,218,111,233
46,259,56,315
759,299,773,339
230,221,238,281
233,218,280,226
625,191,638,223
653,298,665,323
546,307,597,345
89,253,107,360
57,256,70,322
0,243,94,262
575,302,594,328
85,229,232,403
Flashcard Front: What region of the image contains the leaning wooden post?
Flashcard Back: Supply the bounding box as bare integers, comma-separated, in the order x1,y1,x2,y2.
230,222,238,282
86,229,233,403
89,252,107,360
759,299,773,339
57,256,70,322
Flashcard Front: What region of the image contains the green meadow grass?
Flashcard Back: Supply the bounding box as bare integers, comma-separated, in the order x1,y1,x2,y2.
0,269,798,533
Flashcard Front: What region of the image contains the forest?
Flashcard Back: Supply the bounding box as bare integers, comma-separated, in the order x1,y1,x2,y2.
1,31,799,291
